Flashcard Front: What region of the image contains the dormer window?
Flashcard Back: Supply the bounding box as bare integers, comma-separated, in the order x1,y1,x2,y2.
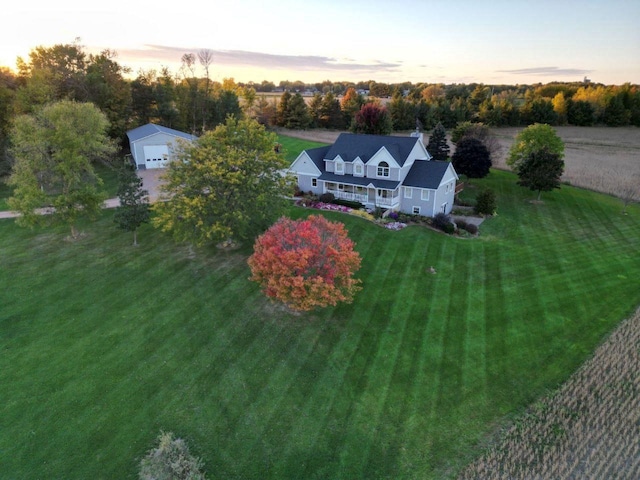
354,163,363,176
377,161,390,177
335,160,344,174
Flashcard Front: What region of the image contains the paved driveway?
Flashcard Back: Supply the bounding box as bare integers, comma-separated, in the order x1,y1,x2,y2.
137,169,166,202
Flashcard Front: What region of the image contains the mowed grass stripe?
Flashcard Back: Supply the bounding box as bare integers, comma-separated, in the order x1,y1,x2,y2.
335,234,406,477
362,233,439,478
396,235,446,474
271,226,396,477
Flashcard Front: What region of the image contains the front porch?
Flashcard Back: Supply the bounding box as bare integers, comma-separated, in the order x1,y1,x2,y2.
324,182,400,209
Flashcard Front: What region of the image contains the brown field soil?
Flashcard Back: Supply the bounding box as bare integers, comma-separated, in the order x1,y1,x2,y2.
278,126,640,197
458,306,640,480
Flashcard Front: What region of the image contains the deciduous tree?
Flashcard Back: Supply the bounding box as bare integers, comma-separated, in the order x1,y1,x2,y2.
507,123,564,172
351,102,392,135
153,117,292,246
248,215,362,311
113,164,150,245
452,137,492,178
516,147,565,200
8,100,115,238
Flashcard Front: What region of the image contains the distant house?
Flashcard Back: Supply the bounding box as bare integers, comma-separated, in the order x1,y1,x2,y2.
126,123,197,170
289,132,458,217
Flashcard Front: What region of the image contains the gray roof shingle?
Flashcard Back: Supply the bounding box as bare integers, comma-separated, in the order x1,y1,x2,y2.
126,123,197,143
403,160,451,189
319,172,400,190
324,133,425,166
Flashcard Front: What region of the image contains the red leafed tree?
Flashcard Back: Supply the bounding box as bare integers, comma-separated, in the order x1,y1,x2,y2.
248,215,362,311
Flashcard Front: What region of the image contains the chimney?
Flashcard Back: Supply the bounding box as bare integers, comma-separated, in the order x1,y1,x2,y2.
410,128,424,145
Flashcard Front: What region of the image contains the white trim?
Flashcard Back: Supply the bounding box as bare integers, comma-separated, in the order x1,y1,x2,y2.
421,189,430,201
404,187,412,199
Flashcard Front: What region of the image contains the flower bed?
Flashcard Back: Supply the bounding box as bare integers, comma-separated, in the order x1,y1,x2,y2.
295,199,407,230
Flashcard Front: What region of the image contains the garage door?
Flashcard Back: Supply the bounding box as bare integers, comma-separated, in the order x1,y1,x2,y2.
143,145,170,169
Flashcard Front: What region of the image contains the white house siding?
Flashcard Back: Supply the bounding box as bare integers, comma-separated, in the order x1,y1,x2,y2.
290,151,322,194
368,149,401,181
131,133,187,170
399,188,437,216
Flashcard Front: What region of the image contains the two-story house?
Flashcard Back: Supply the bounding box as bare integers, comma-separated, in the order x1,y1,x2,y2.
289,132,458,217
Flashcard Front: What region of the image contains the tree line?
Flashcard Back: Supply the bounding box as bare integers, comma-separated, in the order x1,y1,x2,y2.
1,42,639,177
266,81,640,132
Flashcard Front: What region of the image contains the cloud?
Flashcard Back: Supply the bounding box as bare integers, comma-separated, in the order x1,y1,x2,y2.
117,45,401,74
497,66,592,76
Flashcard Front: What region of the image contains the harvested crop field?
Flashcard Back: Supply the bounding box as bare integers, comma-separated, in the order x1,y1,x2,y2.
278,126,640,197
458,306,640,480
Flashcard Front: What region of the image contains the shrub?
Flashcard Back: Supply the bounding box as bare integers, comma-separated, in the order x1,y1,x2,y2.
319,192,335,203
475,188,496,215
464,223,478,235
334,198,365,209
441,222,456,234
432,212,452,231
455,218,468,230
139,431,207,480
349,209,376,221
397,213,414,223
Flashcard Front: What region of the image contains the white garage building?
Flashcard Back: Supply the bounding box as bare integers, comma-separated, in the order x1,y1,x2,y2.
126,123,197,170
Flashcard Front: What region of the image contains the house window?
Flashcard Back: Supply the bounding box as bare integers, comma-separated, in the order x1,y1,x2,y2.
354,163,363,176
338,184,344,191
335,161,344,174
421,189,430,201
312,178,317,187
404,187,412,199
413,206,421,215
377,161,390,177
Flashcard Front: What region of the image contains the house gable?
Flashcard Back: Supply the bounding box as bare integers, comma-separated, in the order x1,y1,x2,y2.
290,151,322,176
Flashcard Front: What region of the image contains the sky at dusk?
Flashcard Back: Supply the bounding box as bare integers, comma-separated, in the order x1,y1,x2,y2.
2,0,639,85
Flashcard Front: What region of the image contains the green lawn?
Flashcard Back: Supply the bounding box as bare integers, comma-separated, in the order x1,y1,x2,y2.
276,134,328,164
0,170,639,479
0,161,121,212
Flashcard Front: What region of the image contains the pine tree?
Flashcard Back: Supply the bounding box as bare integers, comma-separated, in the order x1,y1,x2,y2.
426,122,450,161
114,164,150,246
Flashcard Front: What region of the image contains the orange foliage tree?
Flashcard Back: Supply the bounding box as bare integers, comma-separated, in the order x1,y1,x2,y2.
248,215,362,311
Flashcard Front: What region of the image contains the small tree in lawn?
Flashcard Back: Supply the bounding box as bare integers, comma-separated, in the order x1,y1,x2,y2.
451,137,492,179
248,215,362,312
474,188,497,215
516,147,565,200
426,122,450,161
114,164,150,246
139,431,207,480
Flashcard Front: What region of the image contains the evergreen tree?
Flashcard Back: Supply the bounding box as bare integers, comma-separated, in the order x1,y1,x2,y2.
114,164,150,246
389,91,416,131
285,93,310,129
308,92,323,128
426,122,450,161
276,91,291,127
319,92,344,129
